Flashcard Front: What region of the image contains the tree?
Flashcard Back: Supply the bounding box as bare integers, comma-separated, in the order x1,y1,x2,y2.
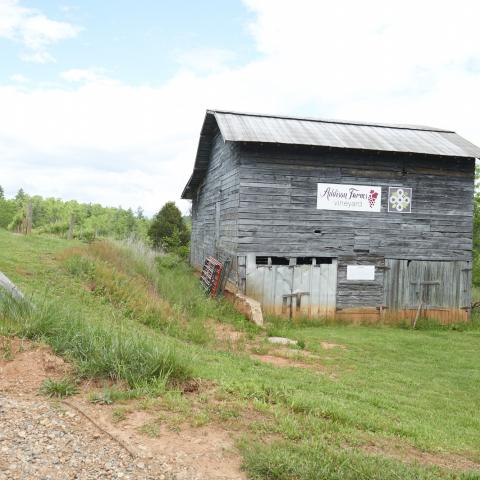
0,195,16,229
0,185,4,200
148,201,190,251
135,206,144,220
15,188,26,203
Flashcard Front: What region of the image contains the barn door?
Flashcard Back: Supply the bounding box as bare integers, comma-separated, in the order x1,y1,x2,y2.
291,259,337,318
384,259,471,310
245,255,337,318
245,256,292,316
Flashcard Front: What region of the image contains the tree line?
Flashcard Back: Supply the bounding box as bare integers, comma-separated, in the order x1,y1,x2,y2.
0,187,190,256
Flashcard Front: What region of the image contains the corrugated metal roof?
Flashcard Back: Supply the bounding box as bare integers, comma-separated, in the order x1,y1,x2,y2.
181,109,480,199
213,110,480,158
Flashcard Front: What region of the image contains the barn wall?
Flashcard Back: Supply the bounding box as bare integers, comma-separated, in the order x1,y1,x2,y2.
190,132,240,279
236,144,475,310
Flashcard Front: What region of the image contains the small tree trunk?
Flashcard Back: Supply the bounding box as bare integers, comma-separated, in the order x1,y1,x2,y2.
67,214,75,240
25,201,33,235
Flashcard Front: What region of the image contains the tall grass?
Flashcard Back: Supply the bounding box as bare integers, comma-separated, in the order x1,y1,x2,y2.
0,293,192,388
116,238,245,325
59,239,250,345
241,440,474,480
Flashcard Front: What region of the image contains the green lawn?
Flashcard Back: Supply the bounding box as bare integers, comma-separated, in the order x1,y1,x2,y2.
0,229,479,480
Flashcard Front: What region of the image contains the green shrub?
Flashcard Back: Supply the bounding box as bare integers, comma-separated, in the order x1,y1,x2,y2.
148,202,189,251
76,229,96,243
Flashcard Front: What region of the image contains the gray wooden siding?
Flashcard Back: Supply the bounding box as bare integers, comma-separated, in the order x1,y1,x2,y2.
235,144,474,309
190,131,240,280
383,259,471,309
336,254,385,309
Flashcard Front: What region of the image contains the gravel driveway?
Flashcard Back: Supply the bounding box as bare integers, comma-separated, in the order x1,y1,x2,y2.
0,395,173,480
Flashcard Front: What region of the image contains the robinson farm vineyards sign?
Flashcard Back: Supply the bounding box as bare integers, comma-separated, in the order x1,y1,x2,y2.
317,183,381,212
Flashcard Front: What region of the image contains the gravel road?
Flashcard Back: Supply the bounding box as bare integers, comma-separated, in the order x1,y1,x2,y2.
0,395,174,480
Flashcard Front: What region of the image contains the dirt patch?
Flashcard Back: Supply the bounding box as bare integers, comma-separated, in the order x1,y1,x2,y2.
320,341,345,350
14,266,33,277
213,323,245,342
0,337,71,395
71,399,247,480
363,440,480,472
212,322,247,351
251,353,323,371
180,378,201,394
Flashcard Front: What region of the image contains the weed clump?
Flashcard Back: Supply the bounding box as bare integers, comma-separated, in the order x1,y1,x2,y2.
39,377,78,398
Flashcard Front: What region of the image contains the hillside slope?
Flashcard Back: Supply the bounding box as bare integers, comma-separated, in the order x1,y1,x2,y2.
0,230,479,480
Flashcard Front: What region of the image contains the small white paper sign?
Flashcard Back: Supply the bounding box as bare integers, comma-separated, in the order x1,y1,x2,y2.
346,265,375,281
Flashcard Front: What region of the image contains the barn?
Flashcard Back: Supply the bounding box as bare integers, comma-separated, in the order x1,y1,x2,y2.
181,110,480,323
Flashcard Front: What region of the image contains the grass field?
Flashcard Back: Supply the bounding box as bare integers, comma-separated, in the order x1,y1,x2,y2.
1,229,479,479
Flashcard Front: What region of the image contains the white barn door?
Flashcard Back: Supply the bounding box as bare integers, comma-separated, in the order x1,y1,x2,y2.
245,255,337,319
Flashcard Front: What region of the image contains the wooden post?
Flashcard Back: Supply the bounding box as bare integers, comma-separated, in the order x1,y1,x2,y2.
411,280,440,328
412,300,423,329
25,200,33,235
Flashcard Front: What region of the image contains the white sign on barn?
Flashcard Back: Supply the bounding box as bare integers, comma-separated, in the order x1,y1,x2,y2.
346,265,376,281
317,183,381,212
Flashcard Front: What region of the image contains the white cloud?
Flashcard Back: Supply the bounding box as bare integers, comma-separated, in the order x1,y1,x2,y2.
0,0,80,63
60,68,109,83
19,50,55,64
241,0,480,127
9,73,27,83
0,0,479,214
175,47,236,73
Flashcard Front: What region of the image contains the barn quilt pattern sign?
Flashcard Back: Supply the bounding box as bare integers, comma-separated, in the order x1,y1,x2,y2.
388,187,412,213
317,183,381,212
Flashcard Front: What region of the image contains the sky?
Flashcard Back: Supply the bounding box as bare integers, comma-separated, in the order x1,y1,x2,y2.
0,0,479,216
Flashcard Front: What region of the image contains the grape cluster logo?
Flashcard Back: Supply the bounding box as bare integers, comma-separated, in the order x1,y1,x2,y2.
368,190,379,208
388,187,412,213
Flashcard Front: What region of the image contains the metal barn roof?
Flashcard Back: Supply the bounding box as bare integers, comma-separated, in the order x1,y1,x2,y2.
214,110,480,157
181,109,480,198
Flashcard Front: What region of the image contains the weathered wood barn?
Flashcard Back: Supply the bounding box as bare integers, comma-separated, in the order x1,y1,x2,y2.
182,110,480,322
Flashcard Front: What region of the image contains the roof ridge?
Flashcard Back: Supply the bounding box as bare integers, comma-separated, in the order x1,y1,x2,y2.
207,108,455,133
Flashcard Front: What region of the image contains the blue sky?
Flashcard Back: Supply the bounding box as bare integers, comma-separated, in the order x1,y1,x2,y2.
1,1,257,86
0,0,479,215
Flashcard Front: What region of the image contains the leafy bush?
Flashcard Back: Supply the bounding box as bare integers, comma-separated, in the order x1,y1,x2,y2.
35,221,69,236
148,201,189,252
